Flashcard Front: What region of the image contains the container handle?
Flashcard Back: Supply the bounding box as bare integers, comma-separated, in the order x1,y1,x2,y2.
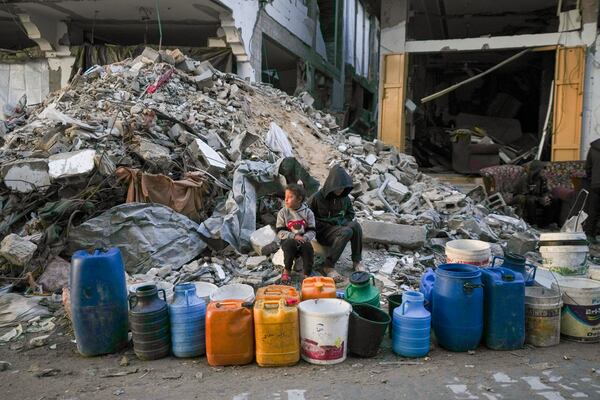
525,263,537,283
490,256,502,268
184,289,190,306
128,294,138,309
400,301,408,316
262,300,282,310
346,284,355,298
158,289,167,302
370,275,375,286
463,282,483,294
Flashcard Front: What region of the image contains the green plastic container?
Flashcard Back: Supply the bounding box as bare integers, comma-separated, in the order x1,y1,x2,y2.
345,271,380,308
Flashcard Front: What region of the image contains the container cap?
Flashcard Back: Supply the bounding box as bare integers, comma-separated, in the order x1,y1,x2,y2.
350,271,370,285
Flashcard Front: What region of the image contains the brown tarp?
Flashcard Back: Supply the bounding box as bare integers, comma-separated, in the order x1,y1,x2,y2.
116,167,213,222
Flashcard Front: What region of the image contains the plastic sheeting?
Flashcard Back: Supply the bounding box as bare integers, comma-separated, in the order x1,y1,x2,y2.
199,157,320,253
67,203,207,274
199,160,281,253
265,122,293,157
0,294,51,328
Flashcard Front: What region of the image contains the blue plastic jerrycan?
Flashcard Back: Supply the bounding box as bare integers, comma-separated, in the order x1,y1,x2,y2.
392,291,431,358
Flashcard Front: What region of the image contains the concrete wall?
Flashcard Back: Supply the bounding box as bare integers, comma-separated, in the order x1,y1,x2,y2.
582,34,600,157
0,60,50,113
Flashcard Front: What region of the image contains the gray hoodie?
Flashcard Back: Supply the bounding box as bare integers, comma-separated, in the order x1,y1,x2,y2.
276,203,316,241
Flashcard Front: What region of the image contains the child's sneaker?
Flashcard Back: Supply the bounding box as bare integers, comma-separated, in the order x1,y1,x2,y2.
281,270,291,285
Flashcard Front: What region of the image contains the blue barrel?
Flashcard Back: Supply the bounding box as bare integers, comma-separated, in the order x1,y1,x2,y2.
419,268,435,311
432,264,483,352
169,283,206,358
70,248,129,356
481,267,525,350
392,291,431,358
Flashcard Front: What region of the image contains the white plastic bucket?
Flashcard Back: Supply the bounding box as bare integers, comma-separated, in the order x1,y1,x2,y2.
551,278,600,343
524,287,562,347
209,283,255,304
539,232,589,276
193,282,218,304
298,299,352,365
445,239,491,267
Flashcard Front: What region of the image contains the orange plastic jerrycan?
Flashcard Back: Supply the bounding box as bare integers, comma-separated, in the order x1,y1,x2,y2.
256,285,300,303
254,298,300,367
301,277,336,300
206,300,254,366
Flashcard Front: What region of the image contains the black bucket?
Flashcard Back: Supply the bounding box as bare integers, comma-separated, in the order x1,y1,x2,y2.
348,304,391,357
388,293,403,338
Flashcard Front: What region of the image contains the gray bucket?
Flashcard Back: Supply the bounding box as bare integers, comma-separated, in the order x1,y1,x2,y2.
525,286,562,347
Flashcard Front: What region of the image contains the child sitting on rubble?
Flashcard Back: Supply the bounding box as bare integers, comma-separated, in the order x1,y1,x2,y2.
276,184,316,284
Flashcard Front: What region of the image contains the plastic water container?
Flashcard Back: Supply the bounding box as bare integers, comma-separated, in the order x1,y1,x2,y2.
210,283,255,303
552,278,600,343
206,300,254,366
525,286,562,347
193,282,218,304
301,277,336,300
392,291,431,358
445,240,491,267
540,232,589,276
256,285,300,303
481,267,525,350
491,253,537,286
70,248,129,356
129,284,171,360
419,268,435,310
298,299,352,365
169,283,206,358
348,304,390,357
254,299,300,367
432,264,483,352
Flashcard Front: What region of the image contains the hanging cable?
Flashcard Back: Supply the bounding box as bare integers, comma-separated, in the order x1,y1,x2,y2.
155,0,163,51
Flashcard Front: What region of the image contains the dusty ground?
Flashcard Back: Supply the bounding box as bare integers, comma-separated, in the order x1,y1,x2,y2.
1,322,599,400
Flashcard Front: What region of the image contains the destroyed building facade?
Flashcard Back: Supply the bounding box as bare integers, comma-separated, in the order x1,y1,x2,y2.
378,0,600,170
0,0,381,136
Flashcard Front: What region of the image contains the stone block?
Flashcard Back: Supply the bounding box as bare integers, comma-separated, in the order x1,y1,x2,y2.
38,257,70,292
1,159,50,193
0,234,37,266
133,138,171,168
250,225,279,256
48,149,96,180
360,221,426,249
386,180,409,201
141,47,160,63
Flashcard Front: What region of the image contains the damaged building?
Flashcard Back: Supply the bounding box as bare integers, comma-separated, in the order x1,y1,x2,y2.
378,0,600,171
0,0,381,135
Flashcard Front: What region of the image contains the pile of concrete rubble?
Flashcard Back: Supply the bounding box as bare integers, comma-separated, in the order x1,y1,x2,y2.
0,47,538,300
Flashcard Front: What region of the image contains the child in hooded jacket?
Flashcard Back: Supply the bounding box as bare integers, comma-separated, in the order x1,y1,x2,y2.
276,184,316,283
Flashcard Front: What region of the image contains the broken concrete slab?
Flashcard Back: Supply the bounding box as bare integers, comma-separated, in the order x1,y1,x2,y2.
141,47,160,63
386,180,409,201
250,225,279,256
48,149,96,180
189,138,227,171
168,123,187,140
229,131,259,160
132,138,171,168
365,154,378,166
1,159,50,193
360,221,427,249
0,234,37,266
271,248,285,267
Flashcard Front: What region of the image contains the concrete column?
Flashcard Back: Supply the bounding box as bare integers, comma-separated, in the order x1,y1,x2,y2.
581,34,600,157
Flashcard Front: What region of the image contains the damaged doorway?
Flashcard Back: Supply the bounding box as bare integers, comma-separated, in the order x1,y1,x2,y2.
408,49,556,173
261,34,300,95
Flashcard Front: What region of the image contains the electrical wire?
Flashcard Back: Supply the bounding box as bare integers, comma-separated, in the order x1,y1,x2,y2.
155,0,163,51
